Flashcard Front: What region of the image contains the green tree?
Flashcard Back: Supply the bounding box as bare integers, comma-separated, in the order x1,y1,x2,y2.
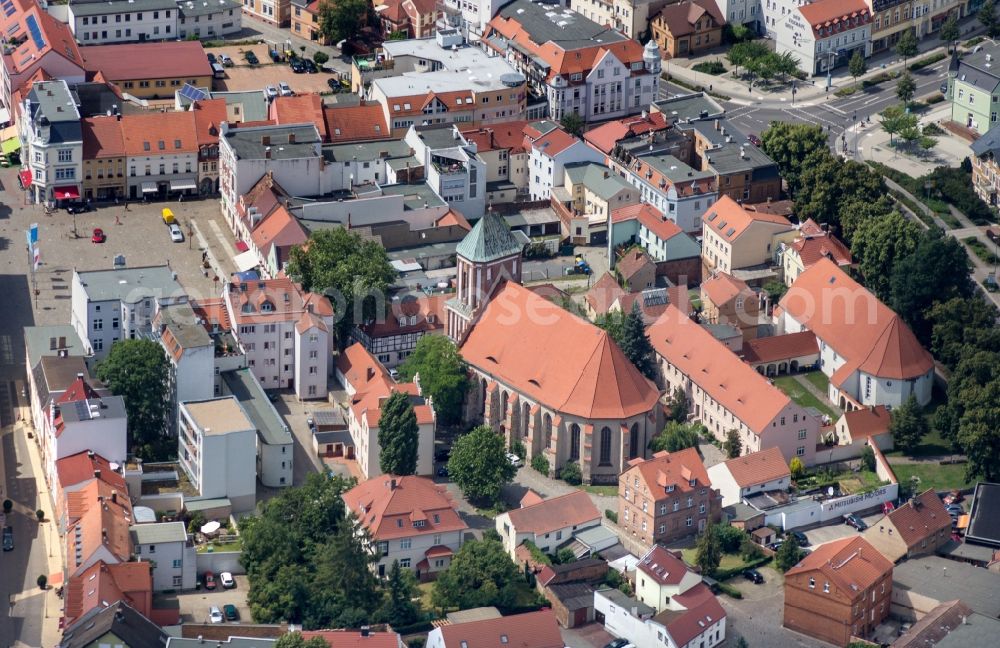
927,297,1000,369
313,51,330,66
275,634,331,648
695,525,722,576
399,334,469,425
447,425,516,505
789,457,805,480
735,637,750,648
761,123,828,196
891,394,929,453
378,391,419,476
895,29,918,67
716,524,747,553
595,309,627,346
795,154,885,228
377,560,420,627
860,445,877,472
432,536,521,609
318,0,374,44
186,511,206,535
286,228,396,346
665,386,689,423
838,195,895,244
954,378,1000,481
560,112,584,137
740,535,763,561
896,72,917,106
879,104,919,145
725,40,770,76
553,548,577,565
940,13,960,52
981,0,999,36
559,461,583,485
850,210,922,300
762,280,788,303
620,303,657,380
531,453,550,475
650,421,704,453
848,50,867,87
95,339,170,461
775,534,803,571
723,429,742,458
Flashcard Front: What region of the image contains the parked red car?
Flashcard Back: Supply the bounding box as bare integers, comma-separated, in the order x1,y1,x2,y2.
203,571,216,590
91,228,106,243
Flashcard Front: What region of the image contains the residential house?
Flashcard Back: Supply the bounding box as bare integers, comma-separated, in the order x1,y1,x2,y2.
495,491,601,559
81,115,126,201
223,277,334,400
60,601,167,648
324,102,392,145
679,118,782,205
867,0,917,53
66,478,134,576
405,124,487,219
971,123,1000,205
483,0,660,123
569,0,678,38
80,41,214,100
706,447,791,507
617,248,657,293
26,356,93,456
635,546,710,612
833,405,893,451
425,609,564,648
242,0,290,26
268,94,327,141
220,367,294,488
154,301,216,415
130,521,197,591
67,0,178,44
610,203,702,285
618,449,721,546
700,272,762,343
583,111,672,157
178,397,258,512
715,0,761,32
63,561,152,628
527,126,603,202
700,195,796,278
455,278,662,484
862,489,951,562
351,293,447,369
343,475,468,579
461,121,530,203
553,162,639,244
650,0,725,59
892,555,1000,620
783,536,893,646
648,305,820,463
584,272,626,320
302,630,404,648
191,98,228,195
949,39,1000,133
612,150,718,235
55,450,127,533
778,258,936,408
740,331,820,377
176,0,242,39
336,343,436,479
19,80,83,205
376,0,438,38
774,0,872,77
247,204,308,279
290,0,324,42
121,110,200,199
780,219,852,286
70,264,185,358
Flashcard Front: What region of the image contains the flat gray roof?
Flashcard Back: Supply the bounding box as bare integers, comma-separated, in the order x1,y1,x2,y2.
494,0,628,50
70,0,176,17
130,521,188,545
933,614,1000,648
158,302,212,351
639,153,715,184
893,555,1000,618
60,395,126,423
182,397,255,436
223,124,320,160
176,0,242,18
323,138,411,163
75,265,183,304
380,181,446,210
595,587,655,617
221,368,291,446
183,496,231,512
653,92,725,123
966,481,1000,547
209,90,269,122
24,325,88,369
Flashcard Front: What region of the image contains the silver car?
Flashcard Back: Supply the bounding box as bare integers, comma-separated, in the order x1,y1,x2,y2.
208,606,223,623
265,85,278,100
278,81,293,97
169,223,184,243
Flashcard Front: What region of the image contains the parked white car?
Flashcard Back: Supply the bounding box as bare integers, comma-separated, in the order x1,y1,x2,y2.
219,572,235,589
278,81,293,97
507,452,523,468
265,85,278,100
169,223,183,243
208,606,223,623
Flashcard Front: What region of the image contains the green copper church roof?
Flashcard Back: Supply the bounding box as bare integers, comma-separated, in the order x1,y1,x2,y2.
455,211,523,263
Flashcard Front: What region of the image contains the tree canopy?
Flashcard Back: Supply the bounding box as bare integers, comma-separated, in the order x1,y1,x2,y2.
850,210,922,300
560,112,584,136
760,123,829,196
896,72,917,106
95,339,171,461
794,154,885,229
378,391,419,476
940,14,960,49
432,536,521,610
377,560,421,628
848,50,867,85
399,335,469,425
286,228,396,346
665,386,689,423
890,394,928,453
447,425,516,504
650,421,705,453
895,29,918,64
695,525,722,576
723,429,742,459
880,104,919,145
775,535,803,571
318,0,375,44
619,304,657,380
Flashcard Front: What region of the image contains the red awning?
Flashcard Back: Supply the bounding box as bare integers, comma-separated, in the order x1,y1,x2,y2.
235,240,249,252
18,169,31,188
53,186,80,200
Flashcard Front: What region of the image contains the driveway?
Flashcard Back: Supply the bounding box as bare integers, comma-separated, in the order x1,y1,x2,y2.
562,622,614,648
799,512,883,549
720,567,832,648
165,574,251,624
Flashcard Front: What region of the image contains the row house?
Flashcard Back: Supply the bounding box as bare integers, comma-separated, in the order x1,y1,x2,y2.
351,293,447,369
20,80,83,205
647,304,821,465
290,0,324,41
482,0,660,123
570,0,679,38
861,489,951,562
777,258,935,408
78,41,214,100
496,490,601,558
706,446,791,507
867,0,968,54
68,0,178,44
699,271,762,343
553,162,640,245
949,45,1000,134
55,450,127,533
121,111,200,199
679,118,782,205
970,124,1000,205
526,123,603,201
715,0,762,32
461,120,531,204
405,123,487,219
650,0,725,59
129,521,197,591
773,0,872,77
376,0,438,38
191,98,228,195
779,217,852,285
618,449,721,546
609,203,703,283
700,195,797,279
241,0,290,26
343,474,468,579
176,0,243,39
615,150,717,235
81,115,126,201
66,476,134,577
63,560,151,629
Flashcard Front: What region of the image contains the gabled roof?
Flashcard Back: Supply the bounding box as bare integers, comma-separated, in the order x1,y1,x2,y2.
786,536,892,597
342,475,468,541
120,111,199,156
791,230,852,269
701,272,752,308
191,98,228,146
436,609,563,648
638,545,691,586
653,0,724,38
741,331,818,364
81,116,125,159
839,405,891,440
661,582,726,646
880,488,951,548
617,248,656,281
584,272,626,315
461,282,660,420
227,277,334,325
271,94,327,140
505,491,599,536
626,448,712,499
336,343,434,427
584,113,669,155
530,127,579,158
64,560,151,626
324,102,391,144
57,451,127,492
702,195,793,241
647,305,795,433
57,374,102,404
716,447,789,488
67,492,135,571
798,0,871,37
614,203,687,245
779,258,934,380
455,211,523,263
0,0,82,75
81,41,213,81
60,600,166,648
302,630,402,648
461,120,531,154
250,205,308,268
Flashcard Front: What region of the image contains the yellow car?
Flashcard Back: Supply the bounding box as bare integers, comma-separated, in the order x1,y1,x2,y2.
162,208,175,224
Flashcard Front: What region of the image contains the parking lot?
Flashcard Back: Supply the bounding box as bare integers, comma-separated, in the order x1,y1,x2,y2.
206,44,342,95
799,512,885,548
165,573,251,624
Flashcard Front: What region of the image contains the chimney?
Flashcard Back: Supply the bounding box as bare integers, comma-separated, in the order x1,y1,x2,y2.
87,450,95,458
261,135,271,146
603,170,609,179
714,119,720,131
288,133,296,144
94,469,102,479
389,478,397,490
114,608,125,623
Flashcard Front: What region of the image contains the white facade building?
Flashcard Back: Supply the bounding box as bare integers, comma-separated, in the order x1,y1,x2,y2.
130,521,197,591
527,127,603,201
176,0,243,39
178,397,258,512
595,587,727,648
770,0,872,76
706,447,792,507
221,367,294,488
440,0,507,38
495,490,601,559
154,302,216,410
405,124,487,219
20,80,83,205
68,0,178,44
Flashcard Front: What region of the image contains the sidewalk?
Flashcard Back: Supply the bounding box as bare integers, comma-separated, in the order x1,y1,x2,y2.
857,104,968,176
667,18,985,105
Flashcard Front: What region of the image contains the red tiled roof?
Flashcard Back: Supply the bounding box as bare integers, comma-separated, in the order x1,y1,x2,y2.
435,208,472,231
227,277,334,325
324,102,391,144
840,405,891,440
81,41,213,81
190,298,231,332
627,448,712,501
0,0,82,75
504,491,599,536
191,98,228,147
436,609,563,648
615,291,670,323
63,560,152,626
271,94,327,140
249,205,308,268
336,343,433,426
531,127,579,158
342,475,468,541
744,199,795,217
583,113,669,155
791,231,852,269
336,342,391,390
653,0,724,38
638,545,691,585
881,489,951,548
81,116,125,159
585,272,625,315
67,492,134,573
519,489,544,508
461,282,660,419
617,248,655,281
780,258,934,380
701,272,751,308
741,331,818,364
120,111,199,156
359,294,446,338
647,305,795,433
461,120,531,154
664,582,726,646
302,630,401,648
717,447,790,488
613,203,685,243
798,0,871,37
786,536,892,598
57,375,102,404
57,451,127,492
702,195,792,241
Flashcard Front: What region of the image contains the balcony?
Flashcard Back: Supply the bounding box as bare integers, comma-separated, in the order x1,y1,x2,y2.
432,158,467,175
353,54,394,73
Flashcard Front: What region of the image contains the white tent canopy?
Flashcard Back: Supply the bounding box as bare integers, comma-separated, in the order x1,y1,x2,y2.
234,250,259,272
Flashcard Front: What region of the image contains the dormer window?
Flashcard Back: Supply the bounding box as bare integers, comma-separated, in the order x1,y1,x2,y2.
689,478,696,487
809,578,815,588
666,484,675,493
260,301,273,312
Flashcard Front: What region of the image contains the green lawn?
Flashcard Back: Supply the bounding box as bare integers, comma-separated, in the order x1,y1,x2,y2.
196,539,241,553
772,375,837,419
681,549,748,572
890,461,974,492
802,371,829,394
582,484,619,496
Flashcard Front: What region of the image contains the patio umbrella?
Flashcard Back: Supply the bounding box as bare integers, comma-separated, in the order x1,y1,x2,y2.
200,521,221,535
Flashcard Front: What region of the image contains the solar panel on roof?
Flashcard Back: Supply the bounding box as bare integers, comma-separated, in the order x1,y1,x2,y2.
25,14,45,50
179,83,208,102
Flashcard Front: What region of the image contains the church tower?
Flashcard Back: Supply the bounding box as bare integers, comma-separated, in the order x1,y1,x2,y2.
445,210,524,343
